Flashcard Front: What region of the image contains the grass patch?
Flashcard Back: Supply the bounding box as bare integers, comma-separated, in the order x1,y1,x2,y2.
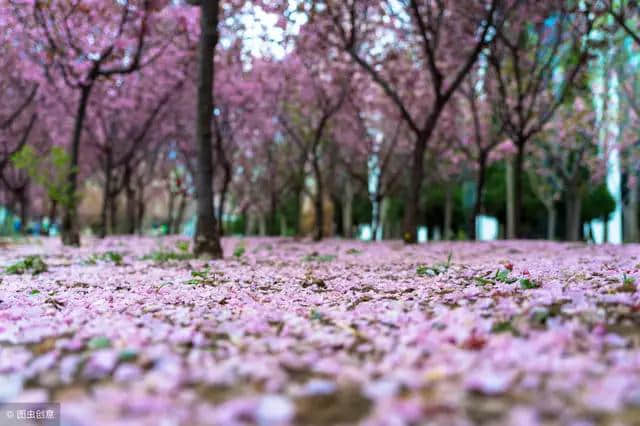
233,243,246,258
417,253,452,277
5,255,48,275
143,250,194,263
84,251,124,266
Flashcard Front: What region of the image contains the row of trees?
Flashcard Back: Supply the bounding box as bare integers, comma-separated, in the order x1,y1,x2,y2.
1,0,640,256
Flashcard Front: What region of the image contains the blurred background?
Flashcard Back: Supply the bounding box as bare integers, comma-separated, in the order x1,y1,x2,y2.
1,0,639,244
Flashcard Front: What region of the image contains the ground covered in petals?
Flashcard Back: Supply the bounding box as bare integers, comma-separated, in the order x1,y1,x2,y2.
2,237,640,426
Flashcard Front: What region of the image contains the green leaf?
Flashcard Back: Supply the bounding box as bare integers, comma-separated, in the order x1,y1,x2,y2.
143,251,193,263
29,289,40,295
5,255,47,275
118,349,138,362
494,269,516,283
520,278,540,289
176,241,190,253
104,251,123,265
87,336,112,350
491,320,515,334
191,267,209,279
233,245,246,258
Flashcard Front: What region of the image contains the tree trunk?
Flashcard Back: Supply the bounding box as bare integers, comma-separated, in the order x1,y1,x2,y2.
48,199,57,232
565,190,582,241
174,194,187,234
99,151,112,238
19,190,28,234
312,152,324,241
124,186,136,235
192,0,222,258
444,183,453,240
108,193,118,234
470,154,487,241
136,187,145,235
513,142,525,238
547,204,556,241
279,214,287,236
268,191,278,236
506,157,516,239
624,179,639,243
294,184,303,236
217,167,230,236
403,138,426,243
245,212,254,236
62,84,93,246
167,189,175,234
258,213,267,236
342,179,353,238
215,130,231,237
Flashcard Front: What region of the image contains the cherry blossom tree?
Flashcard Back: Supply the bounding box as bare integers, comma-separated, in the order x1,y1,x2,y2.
8,0,176,245
488,0,596,238
277,39,353,241
304,0,504,243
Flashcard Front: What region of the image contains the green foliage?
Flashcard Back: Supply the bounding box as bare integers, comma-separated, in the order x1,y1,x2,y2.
11,145,75,208
483,163,546,236
185,266,222,286
617,274,636,293
143,250,194,263
85,251,124,266
582,183,616,223
491,320,517,334
118,349,138,362
233,243,246,258
5,255,48,275
87,336,112,350
495,268,517,283
417,253,452,277
352,195,373,225
175,241,190,253
519,278,540,290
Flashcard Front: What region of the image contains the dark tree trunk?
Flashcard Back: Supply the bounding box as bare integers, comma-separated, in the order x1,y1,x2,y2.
444,183,453,240
268,190,278,236
136,186,145,235
513,140,525,239
312,152,324,241
167,189,175,234
343,178,353,238
174,194,187,234
217,163,231,236
99,150,112,238
124,167,136,235
108,193,117,234
403,137,426,243
547,205,556,240
62,83,93,246
565,189,582,241
470,154,487,241
293,184,303,236
192,0,222,258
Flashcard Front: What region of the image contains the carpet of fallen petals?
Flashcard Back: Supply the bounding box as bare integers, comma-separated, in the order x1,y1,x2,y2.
2,236,640,426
